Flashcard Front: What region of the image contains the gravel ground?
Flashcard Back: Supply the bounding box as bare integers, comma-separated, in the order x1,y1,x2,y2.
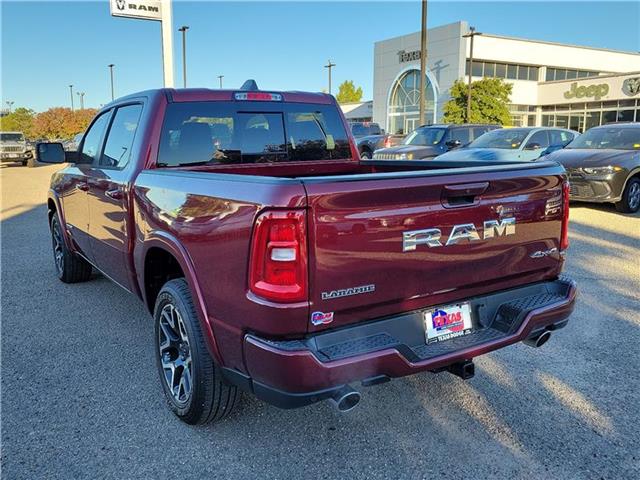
1,163,639,479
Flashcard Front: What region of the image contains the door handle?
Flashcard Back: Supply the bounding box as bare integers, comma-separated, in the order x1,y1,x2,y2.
76,183,89,192
442,182,489,208
105,188,123,200
443,182,489,197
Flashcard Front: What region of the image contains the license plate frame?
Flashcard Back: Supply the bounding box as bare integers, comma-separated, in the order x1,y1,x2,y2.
423,302,473,344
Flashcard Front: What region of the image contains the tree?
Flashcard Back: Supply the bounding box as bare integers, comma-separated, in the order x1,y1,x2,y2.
335,80,363,104
0,107,36,138
31,107,97,140
442,78,513,126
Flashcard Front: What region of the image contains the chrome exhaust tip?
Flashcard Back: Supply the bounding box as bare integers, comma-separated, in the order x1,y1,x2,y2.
524,330,552,348
330,385,361,412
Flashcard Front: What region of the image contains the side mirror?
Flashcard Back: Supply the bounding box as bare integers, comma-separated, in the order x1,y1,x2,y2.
445,139,462,150
36,142,67,164
524,142,541,151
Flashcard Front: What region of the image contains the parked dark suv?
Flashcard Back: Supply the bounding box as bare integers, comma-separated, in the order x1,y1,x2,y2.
372,124,499,160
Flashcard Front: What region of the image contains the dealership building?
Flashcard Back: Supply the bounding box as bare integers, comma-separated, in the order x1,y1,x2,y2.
371,21,640,134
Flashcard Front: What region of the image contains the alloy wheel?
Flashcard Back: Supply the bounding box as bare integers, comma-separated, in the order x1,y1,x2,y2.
158,303,193,405
52,221,64,274
628,181,640,211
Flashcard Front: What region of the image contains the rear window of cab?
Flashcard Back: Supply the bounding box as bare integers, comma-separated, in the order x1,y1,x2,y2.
158,101,351,166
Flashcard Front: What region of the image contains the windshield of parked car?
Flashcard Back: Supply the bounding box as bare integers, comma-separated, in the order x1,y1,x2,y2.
350,123,381,137
0,133,24,142
158,102,351,166
467,129,530,149
402,127,446,146
566,127,640,150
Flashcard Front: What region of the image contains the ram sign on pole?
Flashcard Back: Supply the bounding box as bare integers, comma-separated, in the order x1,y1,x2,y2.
109,0,174,87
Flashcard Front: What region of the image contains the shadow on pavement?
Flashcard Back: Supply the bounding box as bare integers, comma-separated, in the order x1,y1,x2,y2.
1,194,638,479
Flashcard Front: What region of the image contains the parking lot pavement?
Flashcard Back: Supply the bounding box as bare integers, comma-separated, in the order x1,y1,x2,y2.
1,163,639,480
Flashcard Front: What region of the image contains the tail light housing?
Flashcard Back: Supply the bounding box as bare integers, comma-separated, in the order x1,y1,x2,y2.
249,210,308,303
560,181,570,250
383,135,392,148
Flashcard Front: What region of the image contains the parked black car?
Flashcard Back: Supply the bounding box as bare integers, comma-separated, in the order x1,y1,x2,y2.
349,122,404,159
372,124,499,160
545,123,640,213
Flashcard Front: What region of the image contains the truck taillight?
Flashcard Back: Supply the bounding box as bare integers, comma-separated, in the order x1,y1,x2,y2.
249,210,307,303
560,181,570,251
383,136,391,148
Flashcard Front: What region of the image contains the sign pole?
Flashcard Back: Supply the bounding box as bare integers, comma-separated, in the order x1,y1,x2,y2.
110,0,174,88
160,0,175,87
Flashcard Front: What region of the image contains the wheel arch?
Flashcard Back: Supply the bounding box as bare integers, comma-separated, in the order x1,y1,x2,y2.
619,166,640,197
47,191,73,250
138,232,223,363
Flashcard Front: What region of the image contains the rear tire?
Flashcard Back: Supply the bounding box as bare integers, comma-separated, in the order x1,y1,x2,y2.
154,278,238,425
50,215,92,283
615,177,640,213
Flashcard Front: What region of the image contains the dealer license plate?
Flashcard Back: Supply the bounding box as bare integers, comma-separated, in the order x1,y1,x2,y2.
424,303,473,344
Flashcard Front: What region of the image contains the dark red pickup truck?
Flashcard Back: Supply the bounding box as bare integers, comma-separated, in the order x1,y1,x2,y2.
37,85,577,425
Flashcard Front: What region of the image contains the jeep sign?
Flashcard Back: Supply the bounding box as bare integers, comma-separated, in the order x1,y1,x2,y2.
563,82,610,101
110,0,162,21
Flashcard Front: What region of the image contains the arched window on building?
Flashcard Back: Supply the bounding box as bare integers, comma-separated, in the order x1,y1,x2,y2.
388,69,437,135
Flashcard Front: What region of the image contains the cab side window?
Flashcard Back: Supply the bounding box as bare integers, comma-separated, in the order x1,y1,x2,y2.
527,130,550,148
100,104,143,169
79,112,111,164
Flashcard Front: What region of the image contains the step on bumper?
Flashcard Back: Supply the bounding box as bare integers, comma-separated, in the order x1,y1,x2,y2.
225,276,577,409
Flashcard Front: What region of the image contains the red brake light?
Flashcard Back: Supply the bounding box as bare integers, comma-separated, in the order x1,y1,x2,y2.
234,92,283,101
384,135,391,148
249,210,307,303
560,181,570,250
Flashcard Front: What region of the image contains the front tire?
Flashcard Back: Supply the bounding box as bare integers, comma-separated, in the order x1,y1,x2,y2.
360,150,372,160
50,215,92,283
615,177,640,213
154,278,238,425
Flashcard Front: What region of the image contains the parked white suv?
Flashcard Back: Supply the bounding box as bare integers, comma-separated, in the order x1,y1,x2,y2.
0,132,28,166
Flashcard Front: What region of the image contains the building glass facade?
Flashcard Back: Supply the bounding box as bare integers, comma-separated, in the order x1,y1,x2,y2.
387,69,436,135
541,99,639,132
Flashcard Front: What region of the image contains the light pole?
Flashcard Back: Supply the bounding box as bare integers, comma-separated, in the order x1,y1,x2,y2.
217,75,224,89
6,101,14,113
69,84,74,111
77,92,85,110
418,0,428,126
463,26,482,123
324,59,336,94
108,64,115,101
178,25,189,88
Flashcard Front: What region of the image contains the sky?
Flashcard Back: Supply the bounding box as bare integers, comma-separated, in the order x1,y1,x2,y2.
1,0,639,112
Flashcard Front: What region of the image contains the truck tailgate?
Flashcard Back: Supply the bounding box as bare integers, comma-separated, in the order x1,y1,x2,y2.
303,164,566,332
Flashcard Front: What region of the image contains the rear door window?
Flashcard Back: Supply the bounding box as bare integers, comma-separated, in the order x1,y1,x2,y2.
527,130,550,148
100,104,143,168
472,127,491,140
449,128,471,144
549,129,574,146
158,101,351,166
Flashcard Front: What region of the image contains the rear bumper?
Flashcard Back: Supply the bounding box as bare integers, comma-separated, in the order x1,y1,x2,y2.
225,276,577,409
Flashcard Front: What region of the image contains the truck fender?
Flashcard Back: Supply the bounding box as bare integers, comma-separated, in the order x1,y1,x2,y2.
47,190,75,252
136,231,223,364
